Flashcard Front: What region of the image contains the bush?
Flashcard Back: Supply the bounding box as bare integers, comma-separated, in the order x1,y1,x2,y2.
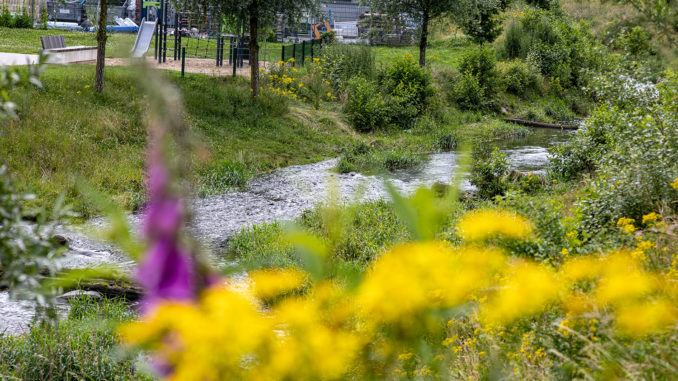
500,60,544,97
344,78,387,132
503,22,529,59
378,54,436,114
457,0,507,43
616,26,653,56
320,43,376,88
470,144,510,199
454,71,485,110
455,46,500,109
459,46,500,95
552,71,678,230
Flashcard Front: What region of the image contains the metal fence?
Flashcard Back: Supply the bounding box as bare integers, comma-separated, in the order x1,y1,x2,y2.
280,39,326,66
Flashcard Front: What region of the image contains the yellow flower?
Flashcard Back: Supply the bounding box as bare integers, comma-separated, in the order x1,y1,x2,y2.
249,268,307,300
480,261,561,325
642,212,660,225
616,299,677,337
671,177,678,189
457,209,532,241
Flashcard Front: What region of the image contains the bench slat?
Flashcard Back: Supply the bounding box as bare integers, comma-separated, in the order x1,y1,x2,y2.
41,36,67,50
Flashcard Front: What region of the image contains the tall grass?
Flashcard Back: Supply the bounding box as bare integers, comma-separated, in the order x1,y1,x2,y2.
0,298,148,380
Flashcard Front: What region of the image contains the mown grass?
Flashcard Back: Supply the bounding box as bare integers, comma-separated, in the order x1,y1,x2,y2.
0,297,148,380
0,64,353,216
0,28,136,57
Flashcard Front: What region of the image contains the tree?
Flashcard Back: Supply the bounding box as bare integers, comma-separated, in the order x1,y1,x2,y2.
454,0,510,44
366,0,457,67
95,0,108,93
177,0,317,97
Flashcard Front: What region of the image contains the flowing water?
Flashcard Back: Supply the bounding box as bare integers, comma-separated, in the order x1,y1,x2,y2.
0,128,573,335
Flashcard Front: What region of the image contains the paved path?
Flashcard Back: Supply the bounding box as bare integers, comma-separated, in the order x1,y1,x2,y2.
0,52,40,66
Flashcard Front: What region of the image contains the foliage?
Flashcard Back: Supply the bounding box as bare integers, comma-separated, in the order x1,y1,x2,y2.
344,78,388,132
0,6,31,28
502,8,602,87
378,54,436,114
612,0,678,45
121,202,678,379
455,0,508,43
575,75,678,230
0,298,147,380
319,42,376,88
366,0,458,65
0,166,68,308
499,59,544,97
455,46,500,108
615,25,654,56
470,144,510,199
335,141,423,173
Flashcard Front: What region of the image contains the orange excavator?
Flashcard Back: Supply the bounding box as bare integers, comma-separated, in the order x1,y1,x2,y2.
312,19,332,39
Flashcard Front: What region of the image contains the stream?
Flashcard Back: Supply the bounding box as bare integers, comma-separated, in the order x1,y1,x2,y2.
0,128,573,335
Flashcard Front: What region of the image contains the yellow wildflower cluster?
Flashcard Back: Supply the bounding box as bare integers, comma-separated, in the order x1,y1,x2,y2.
671,177,678,190
616,217,636,233
121,209,678,379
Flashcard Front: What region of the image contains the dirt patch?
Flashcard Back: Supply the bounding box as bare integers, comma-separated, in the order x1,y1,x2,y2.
104,56,268,77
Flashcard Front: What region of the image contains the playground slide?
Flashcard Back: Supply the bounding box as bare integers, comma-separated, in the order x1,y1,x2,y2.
131,18,157,58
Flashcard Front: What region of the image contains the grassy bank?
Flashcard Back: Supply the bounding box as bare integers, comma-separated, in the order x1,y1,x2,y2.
0,65,354,216
0,297,147,380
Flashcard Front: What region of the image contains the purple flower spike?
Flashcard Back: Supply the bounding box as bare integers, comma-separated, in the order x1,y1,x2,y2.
136,144,197,312
137,237,195,313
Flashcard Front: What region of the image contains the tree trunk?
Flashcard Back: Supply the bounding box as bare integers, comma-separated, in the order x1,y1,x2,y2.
419,8,429,67
95,0,108,93
249,0,259,98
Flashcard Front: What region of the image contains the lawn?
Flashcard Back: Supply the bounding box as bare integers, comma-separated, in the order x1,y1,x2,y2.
0,28,136,57
0,64,355,216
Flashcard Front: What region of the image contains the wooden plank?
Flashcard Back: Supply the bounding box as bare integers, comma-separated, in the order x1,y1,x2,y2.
503,118,579,130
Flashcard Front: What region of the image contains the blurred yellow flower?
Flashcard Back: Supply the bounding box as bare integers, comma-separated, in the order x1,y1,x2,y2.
458,209,532,241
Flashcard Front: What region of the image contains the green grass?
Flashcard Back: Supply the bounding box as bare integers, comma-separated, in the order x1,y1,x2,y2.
224,199,410,271
0,297,149,380
0,28,136,57
371,37,472,68
0,65,354,216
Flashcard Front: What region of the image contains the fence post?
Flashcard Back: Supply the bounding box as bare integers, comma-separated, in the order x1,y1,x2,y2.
162,1,167,63
174,13,178,60
292,43,296,66
301,40,305,66
181,47,186,77
233,38,238,77
216,35,220,67
281,45,285,63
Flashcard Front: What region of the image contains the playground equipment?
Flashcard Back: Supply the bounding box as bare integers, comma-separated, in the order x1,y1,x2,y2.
312,19,331,39
131,18,157,57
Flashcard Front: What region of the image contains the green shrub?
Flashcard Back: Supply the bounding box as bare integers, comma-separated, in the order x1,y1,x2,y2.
454,71,485,111
459,46,500,96
344,78,387,132
0,6,13,28
457,0,507,43
320,43,376,87
503,22,529,59
500,60,544,97
553,71,678,230
616,26,653,56
470,144,510,199
378,54,436,114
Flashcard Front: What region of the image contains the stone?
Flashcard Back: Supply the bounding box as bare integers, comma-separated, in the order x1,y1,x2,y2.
52,234,70,246
57,290,102,302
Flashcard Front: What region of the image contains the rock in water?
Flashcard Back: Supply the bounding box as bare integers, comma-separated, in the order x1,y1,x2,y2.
57,290,102,302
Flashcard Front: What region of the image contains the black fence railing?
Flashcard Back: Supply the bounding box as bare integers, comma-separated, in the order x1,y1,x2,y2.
280,39,327,66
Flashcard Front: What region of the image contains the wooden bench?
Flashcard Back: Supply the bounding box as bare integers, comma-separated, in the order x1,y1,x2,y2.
40,35,97,63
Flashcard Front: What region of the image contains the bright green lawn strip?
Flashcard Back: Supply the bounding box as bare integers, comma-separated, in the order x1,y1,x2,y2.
0,28,136,57
0,65,353,216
